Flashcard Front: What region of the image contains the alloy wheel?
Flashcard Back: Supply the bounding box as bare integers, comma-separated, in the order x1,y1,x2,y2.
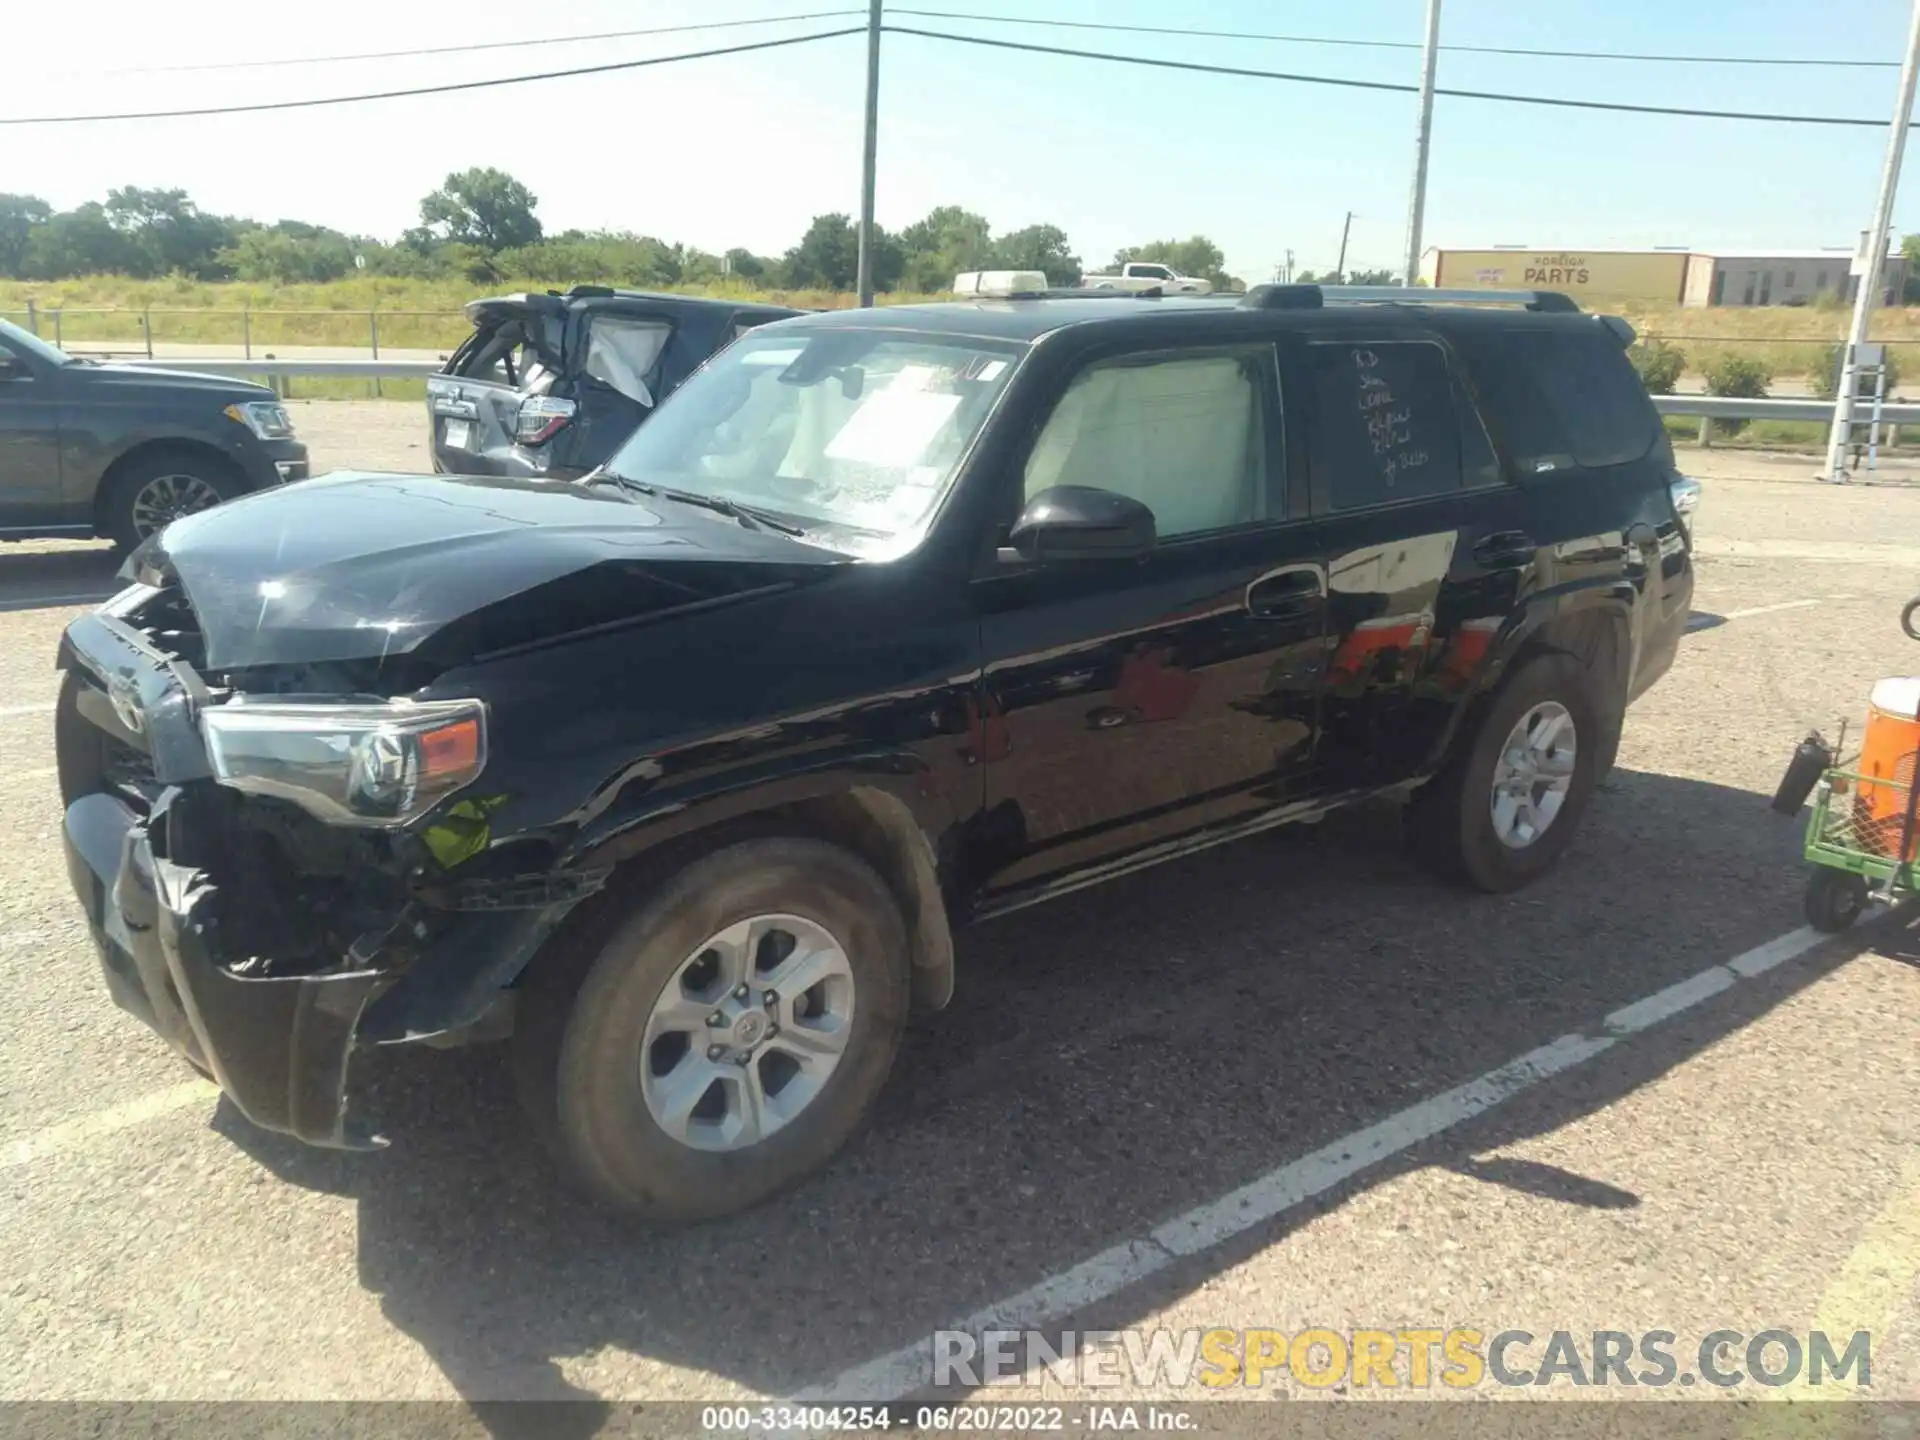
638,913,856,1152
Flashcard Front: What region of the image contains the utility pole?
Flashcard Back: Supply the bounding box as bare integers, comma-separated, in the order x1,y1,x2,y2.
1824,0,1920,483
1335,211,1353,283
1402,0,1442,286
1285,248,1294,283
855,0,883,308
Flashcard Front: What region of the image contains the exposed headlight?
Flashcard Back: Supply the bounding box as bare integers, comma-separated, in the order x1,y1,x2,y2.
224,400,296,440
201,698,486,827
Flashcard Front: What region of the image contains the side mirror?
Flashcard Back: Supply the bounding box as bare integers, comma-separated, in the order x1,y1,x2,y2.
0,355,25,381
1006,485,1156,563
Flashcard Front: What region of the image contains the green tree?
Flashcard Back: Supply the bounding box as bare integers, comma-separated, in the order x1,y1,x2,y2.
783,213,859,289
1629,339,1687,395
992,223,1081,285
417,168,542,253
1902,233,1920,303
724,247,767,280
1703,353,1771,435
102,187,239,278
898,205,994,290
0,194,50,278
24,203,137,278
219,222,356,283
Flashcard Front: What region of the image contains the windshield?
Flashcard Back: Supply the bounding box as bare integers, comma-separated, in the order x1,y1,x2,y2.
602,327,1023,556
0,317,72,367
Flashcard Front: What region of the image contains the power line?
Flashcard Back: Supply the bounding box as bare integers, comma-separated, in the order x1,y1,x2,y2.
885,26,1920,129
86,10,867,77
892,7,1894,70
8,21,1917,131
0,29,864,125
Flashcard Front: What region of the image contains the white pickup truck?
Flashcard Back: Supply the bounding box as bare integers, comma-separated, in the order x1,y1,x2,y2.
1079,261,1213,294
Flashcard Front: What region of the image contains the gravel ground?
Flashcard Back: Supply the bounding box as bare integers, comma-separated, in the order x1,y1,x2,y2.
4,402,1920,1427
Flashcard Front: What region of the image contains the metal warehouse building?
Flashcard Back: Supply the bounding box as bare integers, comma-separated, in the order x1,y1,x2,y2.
1420,236,1907,308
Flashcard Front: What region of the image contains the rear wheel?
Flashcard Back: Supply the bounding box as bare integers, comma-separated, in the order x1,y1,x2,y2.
1804,868,1868,933
513,837,910,1220
101,448,244,552
1409,653,1598,892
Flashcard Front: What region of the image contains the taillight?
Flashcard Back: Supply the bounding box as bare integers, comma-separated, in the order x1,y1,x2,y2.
515,395,576,446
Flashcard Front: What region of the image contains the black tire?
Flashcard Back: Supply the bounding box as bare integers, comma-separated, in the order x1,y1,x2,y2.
1408,652,1599,893
512,837,910,1221
100,447,245,553
1804,868,1868,933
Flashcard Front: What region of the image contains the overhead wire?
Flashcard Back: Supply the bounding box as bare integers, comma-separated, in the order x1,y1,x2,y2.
885,26,1920,130
84,10,868,77
0,29,865,125
3,21,1914,130
891,7,1896,69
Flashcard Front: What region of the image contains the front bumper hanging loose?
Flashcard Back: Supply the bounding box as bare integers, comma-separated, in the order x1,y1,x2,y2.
65,786,390,1149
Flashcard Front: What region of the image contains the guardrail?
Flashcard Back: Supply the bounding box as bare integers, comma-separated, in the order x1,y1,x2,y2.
117,356,441,398
1650,395,1920,424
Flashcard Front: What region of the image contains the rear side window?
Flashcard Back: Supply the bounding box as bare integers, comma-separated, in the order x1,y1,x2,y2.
1309,341,1463,511
1453,325,1659,472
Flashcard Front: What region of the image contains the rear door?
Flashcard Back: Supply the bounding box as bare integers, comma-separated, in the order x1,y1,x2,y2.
1298,331,1536,788
425,299,563,476
559,306,676,476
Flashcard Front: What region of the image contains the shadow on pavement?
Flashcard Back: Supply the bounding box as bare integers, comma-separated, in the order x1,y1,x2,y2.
0,545,120,613
217,764,1877,1425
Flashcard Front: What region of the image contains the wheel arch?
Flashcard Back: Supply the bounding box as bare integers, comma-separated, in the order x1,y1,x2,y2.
1424,585,1635,776
541,772,959,1019
92,437,247,533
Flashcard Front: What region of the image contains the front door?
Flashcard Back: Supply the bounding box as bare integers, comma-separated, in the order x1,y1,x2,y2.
971,341,1327,899
0,334,64,528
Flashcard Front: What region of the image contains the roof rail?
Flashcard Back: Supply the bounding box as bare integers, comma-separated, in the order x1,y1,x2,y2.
1239,284,1582,314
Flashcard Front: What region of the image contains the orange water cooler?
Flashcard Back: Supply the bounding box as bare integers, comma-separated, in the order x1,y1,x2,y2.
1855,677,1920,857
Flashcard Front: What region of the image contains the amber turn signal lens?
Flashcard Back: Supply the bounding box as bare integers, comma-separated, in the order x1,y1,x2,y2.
420,718,481,778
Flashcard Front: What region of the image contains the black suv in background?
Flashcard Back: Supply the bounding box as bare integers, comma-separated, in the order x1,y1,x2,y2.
57,283,1692,1221
0,318,308,551
425,286,799,481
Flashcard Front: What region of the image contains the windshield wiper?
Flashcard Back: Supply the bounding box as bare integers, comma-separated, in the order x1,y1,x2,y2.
590,473,805,536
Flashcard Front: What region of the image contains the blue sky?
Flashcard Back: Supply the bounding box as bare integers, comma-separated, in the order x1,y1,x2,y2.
5,0,1917,282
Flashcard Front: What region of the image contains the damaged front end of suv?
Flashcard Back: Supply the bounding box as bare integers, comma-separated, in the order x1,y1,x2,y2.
54,468,841,1149
57,588,598,1148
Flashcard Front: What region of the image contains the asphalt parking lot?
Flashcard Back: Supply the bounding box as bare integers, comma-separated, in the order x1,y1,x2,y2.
7,403,1920,1427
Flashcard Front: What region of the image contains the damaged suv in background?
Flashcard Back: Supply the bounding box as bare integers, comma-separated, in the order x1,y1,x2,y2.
57,283,1692,1221
425,286,797,481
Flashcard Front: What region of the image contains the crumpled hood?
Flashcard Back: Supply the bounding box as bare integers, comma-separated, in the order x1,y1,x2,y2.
127,470,844,671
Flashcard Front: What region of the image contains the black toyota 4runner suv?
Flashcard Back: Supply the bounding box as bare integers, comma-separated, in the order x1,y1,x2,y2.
56,284,1693,1220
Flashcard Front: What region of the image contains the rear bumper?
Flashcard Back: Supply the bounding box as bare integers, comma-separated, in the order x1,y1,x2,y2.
64,788,387,1148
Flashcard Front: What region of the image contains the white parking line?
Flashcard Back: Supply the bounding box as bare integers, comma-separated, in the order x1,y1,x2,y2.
0,702,56,719
1721,599,1826,621
4,1079,218,1169
795,923,1834,1403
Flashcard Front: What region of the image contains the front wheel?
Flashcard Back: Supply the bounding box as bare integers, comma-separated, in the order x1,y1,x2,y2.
514,837,910,1221
101,448,244,552
1804,868,1868,933
1408,653,1599,892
